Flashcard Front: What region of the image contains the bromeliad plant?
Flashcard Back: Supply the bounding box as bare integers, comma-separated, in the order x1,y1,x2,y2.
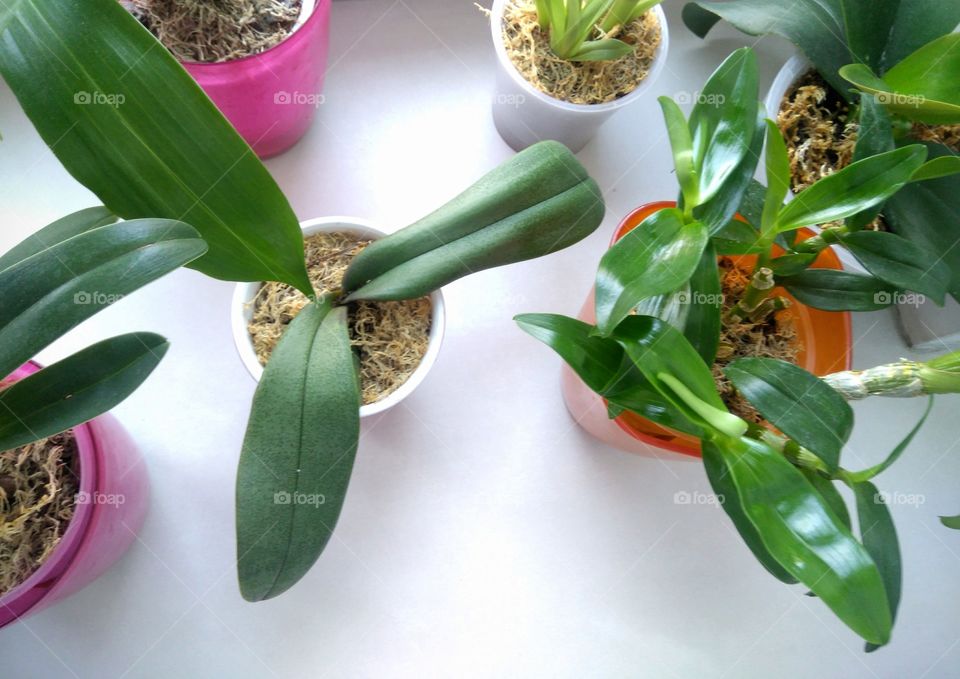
0,209,206,466
516,48,951,649
683,0,960,299
0,0,605,601
535,0,663,60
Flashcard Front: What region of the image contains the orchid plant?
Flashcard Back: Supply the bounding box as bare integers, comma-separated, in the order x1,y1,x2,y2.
535,0,663,61
517,48,954,650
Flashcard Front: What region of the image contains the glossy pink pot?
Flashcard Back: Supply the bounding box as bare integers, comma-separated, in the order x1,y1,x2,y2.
183,0,332,158
0,362,149,628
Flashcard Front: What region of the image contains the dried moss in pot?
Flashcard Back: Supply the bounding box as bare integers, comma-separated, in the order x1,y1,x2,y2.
248,232,432,406
0,432,79,596
499,0,661,105
129,0,303,63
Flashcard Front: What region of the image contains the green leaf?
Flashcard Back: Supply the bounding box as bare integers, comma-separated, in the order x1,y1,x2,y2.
839,231,951,303
0,0,312,293
711,434,892,645
725,357,853,471
912,157,960,182
847,95,895,231
774,146,928,231
658,96,699,208
595,208,709,335
884,143,960,300
702,440,798,583
688,48,760,204
802,471,851,530
0,219,206,379
683,0,853,96
940,514,960,530
683,243,722,366
680,2,721,38
344,141,604,301
851,480,901,652
882,1,960,72
0,207,117,272
839,0,897,72
761,120,790,235
780,269,897,311
841,55,960,125
237,301,361,602
712,219,766,255
768,253,817,277
885,34,960,113
569,38,635,62
845,396,933,483
0,333,168,451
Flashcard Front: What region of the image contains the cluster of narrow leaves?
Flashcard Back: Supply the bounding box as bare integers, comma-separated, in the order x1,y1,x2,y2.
516,46,948,648
0,209,207,454
534,0,662,61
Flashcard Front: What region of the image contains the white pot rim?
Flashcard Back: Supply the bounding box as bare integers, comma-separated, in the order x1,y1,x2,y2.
490,0,669,113
230,216,447,418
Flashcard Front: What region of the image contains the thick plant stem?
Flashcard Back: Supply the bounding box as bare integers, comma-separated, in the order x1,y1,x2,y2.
822,355,960,400
746,425,831,475
793,225,847,255
727,267,775,322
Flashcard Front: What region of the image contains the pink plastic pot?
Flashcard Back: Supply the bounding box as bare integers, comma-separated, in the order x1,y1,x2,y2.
0,362,149,629
182,0,332,158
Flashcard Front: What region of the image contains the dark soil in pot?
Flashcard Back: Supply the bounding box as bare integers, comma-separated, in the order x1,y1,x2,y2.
497,0,661,105
248,231,433,406
128,0,304,63
0,432,79,596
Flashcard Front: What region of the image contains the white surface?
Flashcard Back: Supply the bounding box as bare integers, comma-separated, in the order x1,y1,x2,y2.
2,1,960,677
231,216,446,417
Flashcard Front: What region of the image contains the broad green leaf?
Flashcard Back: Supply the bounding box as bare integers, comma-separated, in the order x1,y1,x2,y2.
658,97,699,208
941,514,960,530
713,219,766,255
761,120,790,235
0,0,312,293
912,157,960,182
688,49,760,204
841,60,960,125
803,470,851,530
712,434,892,645
0,333,168,451
839,0,897,72
683,243,722,365
0,220,206,379
780,269,897,311
344,142,604,301
725,357,853,471
237,301,361,602
884,143,960,300
768,253,817,277
702,440,798,583
680,2,721,38
569,39,635,62
882,1,960,71
556,0,617,58
595,208,709,335
845,396,933,483
0,207,117,272
683,0,853,95
775,146,928,231
847,95,894,231
885,34,960,111
851,480,901,652
839,231,951,303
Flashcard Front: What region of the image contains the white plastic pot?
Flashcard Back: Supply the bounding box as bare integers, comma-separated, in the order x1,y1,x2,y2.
490,0,669,152
231,217,446,417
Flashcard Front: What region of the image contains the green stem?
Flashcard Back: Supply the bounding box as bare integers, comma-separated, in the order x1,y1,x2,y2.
822,356,960,400
793,225,847,255
726,267,775,322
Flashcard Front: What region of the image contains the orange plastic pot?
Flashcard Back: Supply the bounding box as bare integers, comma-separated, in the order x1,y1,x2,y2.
561,201,852,459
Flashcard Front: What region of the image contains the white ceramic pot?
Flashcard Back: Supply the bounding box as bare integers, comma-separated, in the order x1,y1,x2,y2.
231,217,446,418
490,0,669,152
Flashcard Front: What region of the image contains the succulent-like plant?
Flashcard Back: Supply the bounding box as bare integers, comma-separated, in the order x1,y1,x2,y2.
0,209,206,458
516,47,954,649
0,0,606,600
534,0,662,61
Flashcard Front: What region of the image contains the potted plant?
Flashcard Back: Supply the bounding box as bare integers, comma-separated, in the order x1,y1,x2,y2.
124,0,331,157
0,209,206,627
682,0,960,349
0,0,607,600
488,0,669,152
515,47,951,649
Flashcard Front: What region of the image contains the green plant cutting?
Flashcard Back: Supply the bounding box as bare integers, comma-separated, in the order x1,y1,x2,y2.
516,47,954,650
0,0,606,601
0,209,206,466
535,0,663,60
682,0,960,301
